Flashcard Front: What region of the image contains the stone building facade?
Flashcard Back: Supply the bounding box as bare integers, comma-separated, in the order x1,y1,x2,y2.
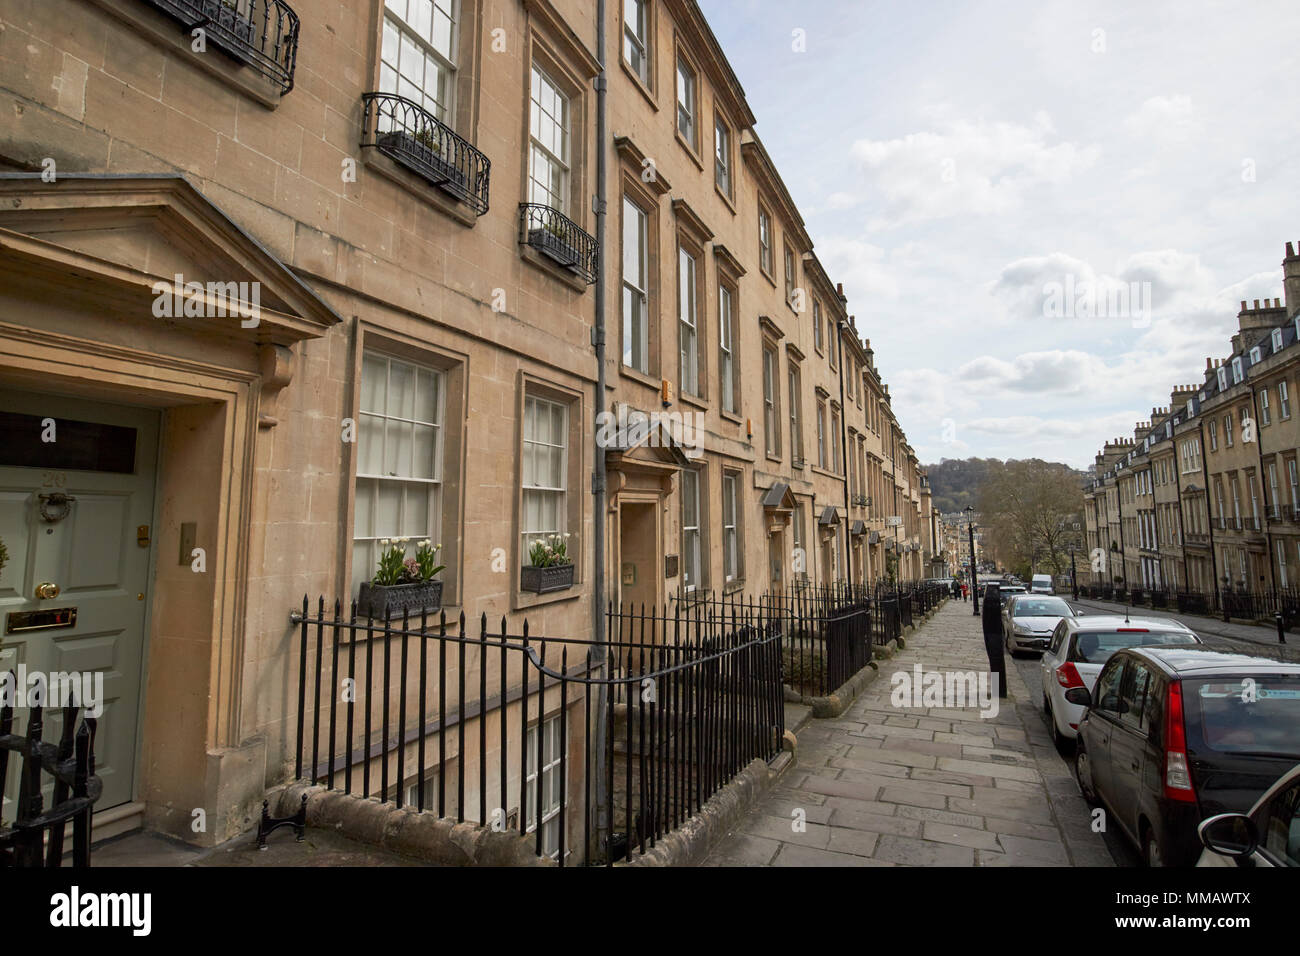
1084,242,1300,599
0,0,937,848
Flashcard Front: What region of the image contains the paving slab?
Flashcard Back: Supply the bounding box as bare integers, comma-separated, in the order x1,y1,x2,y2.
701,599,1119,867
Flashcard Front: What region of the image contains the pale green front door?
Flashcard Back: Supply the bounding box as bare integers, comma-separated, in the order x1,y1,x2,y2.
0,389,158,821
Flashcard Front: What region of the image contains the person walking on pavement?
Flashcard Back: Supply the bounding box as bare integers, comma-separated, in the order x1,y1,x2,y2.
982,582,1008,698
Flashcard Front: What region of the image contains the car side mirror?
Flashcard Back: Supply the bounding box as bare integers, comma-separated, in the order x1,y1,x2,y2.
1064,687,1091,707
1198,813,1258,859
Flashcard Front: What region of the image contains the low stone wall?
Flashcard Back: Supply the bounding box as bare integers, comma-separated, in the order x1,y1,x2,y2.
268,783,554,867
621,751,793,867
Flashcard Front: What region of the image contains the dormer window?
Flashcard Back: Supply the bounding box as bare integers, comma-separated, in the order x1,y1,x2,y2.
1249,346,1261,365
1273,328,1284,353
1186,399,1194,417
1231,357,1243,384
1217,367,1228,391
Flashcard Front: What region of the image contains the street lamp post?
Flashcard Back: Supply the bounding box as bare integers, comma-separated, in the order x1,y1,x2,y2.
964,506,979,615
1069,546,1078,601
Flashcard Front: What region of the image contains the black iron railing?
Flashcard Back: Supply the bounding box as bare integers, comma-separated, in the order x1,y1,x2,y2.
361,92,491,216
1,690,102,868
291,595,783,866
139,0,299,93
519,204,598,284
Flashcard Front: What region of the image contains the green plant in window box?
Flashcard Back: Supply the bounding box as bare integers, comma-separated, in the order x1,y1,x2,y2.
522,533,575,593
359,537,445,620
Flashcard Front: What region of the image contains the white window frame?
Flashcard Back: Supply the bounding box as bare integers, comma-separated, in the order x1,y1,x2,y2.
1232,356,1244,384
762,345,780,457
1260,388,1272,425
719,283,735,414
1218,366,1229,391
622,0,648,84
528,64,571,214
758,206,772,275
816,401,827,469
621,196,649,373
354,352,446,597
1273,328,1284,353
722,471,739,583
788,364,802,463
521,394,568,562
714,117,731,196
525,714,565,860
675,56,697,149
678,245,699,396
681,468,702,591
380,0,459,123
1282,380,1292,420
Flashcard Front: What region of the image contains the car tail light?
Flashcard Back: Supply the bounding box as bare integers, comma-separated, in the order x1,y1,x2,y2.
1055,662,1085,689
1163,681,1196,803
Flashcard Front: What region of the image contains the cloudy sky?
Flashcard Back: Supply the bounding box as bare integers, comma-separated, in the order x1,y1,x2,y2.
703,0,1299,469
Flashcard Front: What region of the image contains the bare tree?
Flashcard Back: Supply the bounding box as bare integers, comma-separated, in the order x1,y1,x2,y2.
977,460,1086,577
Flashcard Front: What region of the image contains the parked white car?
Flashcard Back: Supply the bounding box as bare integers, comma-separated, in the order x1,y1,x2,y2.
1038,615,1201,749
1198,763,1300,867
1001,594,1074,656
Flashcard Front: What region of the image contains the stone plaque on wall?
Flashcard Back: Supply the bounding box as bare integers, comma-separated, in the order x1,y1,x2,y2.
665,554,679,578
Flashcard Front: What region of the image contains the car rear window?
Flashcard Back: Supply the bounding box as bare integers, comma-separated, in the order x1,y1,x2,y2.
1012,598,1070,617
1189,676,1300,756
1068,629,1199,664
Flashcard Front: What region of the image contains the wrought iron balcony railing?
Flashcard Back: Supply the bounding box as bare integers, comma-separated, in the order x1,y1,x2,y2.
139,0,299,93
519,204,598,284
361,93,491,216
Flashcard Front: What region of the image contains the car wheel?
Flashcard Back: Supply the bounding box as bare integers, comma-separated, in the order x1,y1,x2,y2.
1075,739,1098,804
1142,826,1164,868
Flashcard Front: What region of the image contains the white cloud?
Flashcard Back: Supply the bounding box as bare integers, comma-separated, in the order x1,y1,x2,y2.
848,115,1100,229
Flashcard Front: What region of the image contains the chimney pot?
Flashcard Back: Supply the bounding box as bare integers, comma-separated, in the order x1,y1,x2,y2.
1288,242,1296,258
1254,299,1261,310
1242,300,1248,311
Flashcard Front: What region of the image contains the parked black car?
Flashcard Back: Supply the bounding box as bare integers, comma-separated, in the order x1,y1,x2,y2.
1074,645,1300,866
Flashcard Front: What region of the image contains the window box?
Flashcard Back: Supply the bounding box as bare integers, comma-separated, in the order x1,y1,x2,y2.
362,93,491,216
377,131,471,199
528,226,583,270
519,204,597,284
357,579,443,621
521,563,575,594
138,0,299,93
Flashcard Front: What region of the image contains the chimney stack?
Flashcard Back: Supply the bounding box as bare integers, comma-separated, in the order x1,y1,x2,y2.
1285,241,1300,316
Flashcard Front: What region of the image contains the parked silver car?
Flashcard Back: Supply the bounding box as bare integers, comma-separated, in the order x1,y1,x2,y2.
1001,594,1074,656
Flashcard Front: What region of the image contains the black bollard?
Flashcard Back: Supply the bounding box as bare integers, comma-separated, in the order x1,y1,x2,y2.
1277,613,1287,645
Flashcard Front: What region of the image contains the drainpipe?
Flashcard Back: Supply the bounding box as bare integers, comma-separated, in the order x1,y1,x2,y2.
1199,418,1220,597
835,309,852,587
1249,387,1279,594
1172,434,1188,591
1116,467,1129,593
589,0,609,865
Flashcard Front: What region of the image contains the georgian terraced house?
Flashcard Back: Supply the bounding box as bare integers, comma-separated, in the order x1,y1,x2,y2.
1084,242,1300,599
0,0,939,851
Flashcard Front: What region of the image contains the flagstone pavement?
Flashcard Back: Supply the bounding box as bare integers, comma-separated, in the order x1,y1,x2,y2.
703,598,1117,867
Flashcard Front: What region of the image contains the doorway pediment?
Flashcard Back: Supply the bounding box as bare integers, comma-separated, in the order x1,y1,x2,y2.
0,174,341,346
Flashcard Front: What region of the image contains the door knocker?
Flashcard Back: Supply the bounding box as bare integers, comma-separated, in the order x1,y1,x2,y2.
38,492,77,523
